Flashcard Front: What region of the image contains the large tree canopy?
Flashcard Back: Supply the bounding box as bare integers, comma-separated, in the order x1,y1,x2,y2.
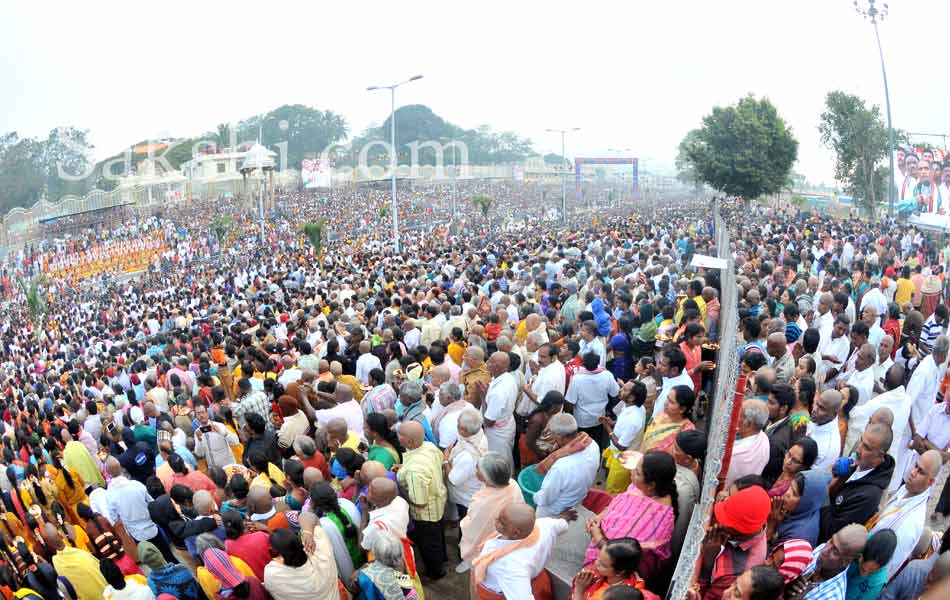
818,90,901,216
0,127,95,213
682,95,798,200
349,104,534,166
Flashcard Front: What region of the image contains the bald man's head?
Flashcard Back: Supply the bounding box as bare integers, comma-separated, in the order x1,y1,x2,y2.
487,351,510,377
367,477,398,508
359,460,388,484
429,365,450,387
397,421,424,450
497,503,536,540
247,486,273,515
869,407,895,428
336,382,354,404
818,524,867,576
766,332,787,359
42,522,64,551
105,456,122,478
907,450,942,494
303,466,324,489
326,418,348,438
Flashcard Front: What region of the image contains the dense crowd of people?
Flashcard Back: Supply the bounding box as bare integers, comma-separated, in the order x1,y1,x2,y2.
0,183,947,600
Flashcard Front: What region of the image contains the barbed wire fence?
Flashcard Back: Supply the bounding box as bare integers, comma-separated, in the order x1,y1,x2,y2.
668,197,739,599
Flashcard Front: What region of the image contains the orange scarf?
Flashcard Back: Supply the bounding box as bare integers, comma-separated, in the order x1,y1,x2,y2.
472,527,541,587
535,432,593,476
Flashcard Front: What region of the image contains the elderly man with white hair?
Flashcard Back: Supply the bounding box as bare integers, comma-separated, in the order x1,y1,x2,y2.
868,450,942,579
445,409,487,520
430,382,468,449
723,399,771,488
532,413,600,518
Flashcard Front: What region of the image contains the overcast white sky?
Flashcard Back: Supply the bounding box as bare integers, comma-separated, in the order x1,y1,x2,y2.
2,0,947,185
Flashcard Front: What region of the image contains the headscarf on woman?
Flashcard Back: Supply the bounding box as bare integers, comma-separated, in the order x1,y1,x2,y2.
774,470,831,547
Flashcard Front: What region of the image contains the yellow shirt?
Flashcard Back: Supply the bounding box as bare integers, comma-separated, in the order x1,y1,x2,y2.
397,442,447,522
895,278,915,307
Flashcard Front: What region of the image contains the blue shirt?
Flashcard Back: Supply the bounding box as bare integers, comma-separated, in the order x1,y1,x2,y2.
105,476,158,541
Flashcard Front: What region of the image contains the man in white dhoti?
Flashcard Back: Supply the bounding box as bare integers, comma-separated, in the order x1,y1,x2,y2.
866,450,941,580
906,335,949,431
479,351,518,471
808,389,844,473
899,397,950,500
532,413,600,518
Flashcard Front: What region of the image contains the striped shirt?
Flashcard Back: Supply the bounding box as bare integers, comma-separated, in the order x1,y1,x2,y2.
397,441,447,522
919,314,945,354
798,544,848,600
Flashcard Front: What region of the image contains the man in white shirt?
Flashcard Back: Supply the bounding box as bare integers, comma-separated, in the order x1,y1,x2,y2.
844,344,877,408
906,335,949,430
654,346,694,418
354,341,382,386
480,352,519,471
818,315,852,389
532,413,601,518
403,319,421,350
518,343,566,418
813,292,835,345
807,389,844,473
313,383,364,436
360,475,410,551
565,351,620,447
867,450,941,580
474,504,570,600
846,364,911,482
577,321,606,369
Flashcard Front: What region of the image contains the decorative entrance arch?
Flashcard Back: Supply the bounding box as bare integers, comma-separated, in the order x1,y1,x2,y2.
574,157,639,204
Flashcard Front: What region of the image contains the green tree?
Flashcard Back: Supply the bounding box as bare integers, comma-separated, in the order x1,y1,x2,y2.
818,91,902,217
303,220,326,255
683,95,798,202
675,129,705,192
211,215,232,246
351,105,535,166
17,275,48,337
471,194,493,231
238,105,348,169
215,123,231,147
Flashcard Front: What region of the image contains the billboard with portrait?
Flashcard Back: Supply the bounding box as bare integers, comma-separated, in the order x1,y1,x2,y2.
897,146,949,214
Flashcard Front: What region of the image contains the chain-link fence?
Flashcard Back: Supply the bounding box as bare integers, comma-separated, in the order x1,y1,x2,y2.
668,198,739,599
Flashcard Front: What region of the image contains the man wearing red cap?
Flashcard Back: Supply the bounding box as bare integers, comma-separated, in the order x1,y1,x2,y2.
695,485,771,600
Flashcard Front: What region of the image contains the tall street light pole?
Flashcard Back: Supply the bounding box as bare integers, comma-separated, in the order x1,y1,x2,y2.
546,128,579,223
855,0,895,217
367,75,424,254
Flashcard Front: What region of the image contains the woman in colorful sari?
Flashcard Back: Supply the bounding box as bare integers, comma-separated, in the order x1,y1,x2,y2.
310,481,364,583
458,452,526,574
767,438,817,499
639,385,695,454
585,451,677,582
365,413,401,470
572,538,659,600
49,452,87,525
356,530,423,600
